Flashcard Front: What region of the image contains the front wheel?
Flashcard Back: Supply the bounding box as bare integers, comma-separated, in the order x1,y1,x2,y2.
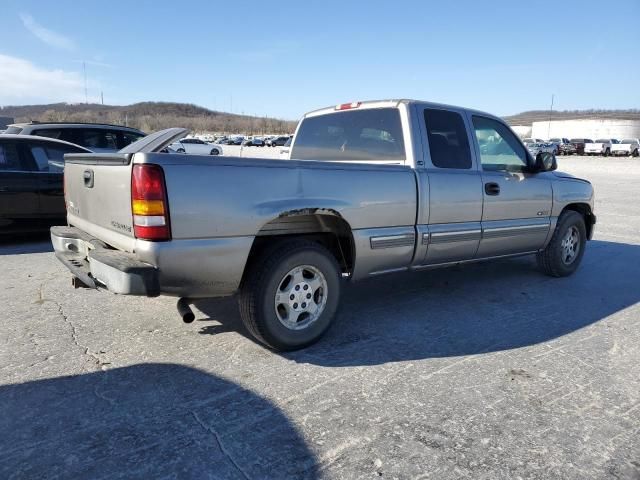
239,240,341,350
604,148,610,157
537,211,587,277
210,149,220,155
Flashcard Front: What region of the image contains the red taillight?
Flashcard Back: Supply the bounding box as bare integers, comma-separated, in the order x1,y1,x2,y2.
335,102,361,110
131,164,171,241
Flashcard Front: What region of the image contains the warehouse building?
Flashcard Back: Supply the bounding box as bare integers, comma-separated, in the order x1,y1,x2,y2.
531,119,640,140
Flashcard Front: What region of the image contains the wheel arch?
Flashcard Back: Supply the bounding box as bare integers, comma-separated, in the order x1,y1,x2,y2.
241,209,356,286
560,203,595,240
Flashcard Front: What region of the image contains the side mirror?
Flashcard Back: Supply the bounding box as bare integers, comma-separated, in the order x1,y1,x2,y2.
535,152,557,172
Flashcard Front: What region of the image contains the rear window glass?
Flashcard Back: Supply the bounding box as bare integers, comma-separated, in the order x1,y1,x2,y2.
595,139,609,143
32,128,64,139
0,143,23,171
424,109,472,169
79,129,118,150
291,108,406,162
4,126,23,134
121,131,144,148
621,139,636,144
29,144,85,172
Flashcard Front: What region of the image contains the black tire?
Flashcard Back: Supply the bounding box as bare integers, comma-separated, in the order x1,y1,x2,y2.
177,148,185,153
239,240,341,351
633,149,639,158
604,148,610,157
537,210,587,277
210,149,219,155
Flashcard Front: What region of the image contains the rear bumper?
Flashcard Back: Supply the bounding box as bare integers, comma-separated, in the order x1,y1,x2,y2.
51,226,254,298
51,226,160,296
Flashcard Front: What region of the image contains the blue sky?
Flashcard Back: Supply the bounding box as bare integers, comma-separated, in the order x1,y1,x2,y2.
1,0,639,119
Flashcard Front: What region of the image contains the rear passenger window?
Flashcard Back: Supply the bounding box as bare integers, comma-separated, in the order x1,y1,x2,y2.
423,109,472,169
29,144,84,172
121,131,144,148
32,129,63,140
79,129,118,150
0,143,28,171
291,108,406,162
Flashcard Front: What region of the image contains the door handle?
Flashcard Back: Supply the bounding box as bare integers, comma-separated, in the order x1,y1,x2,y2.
484,182,500,196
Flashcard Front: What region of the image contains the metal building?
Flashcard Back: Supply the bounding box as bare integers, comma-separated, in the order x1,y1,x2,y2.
531,119,640,140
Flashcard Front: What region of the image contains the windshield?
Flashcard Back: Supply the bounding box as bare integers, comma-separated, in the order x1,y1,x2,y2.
549,138,561,142
3,126,23,134
595,139,609,143
621,139,636,144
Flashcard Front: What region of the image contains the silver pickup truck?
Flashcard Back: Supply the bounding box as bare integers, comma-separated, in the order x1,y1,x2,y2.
51,99,596,350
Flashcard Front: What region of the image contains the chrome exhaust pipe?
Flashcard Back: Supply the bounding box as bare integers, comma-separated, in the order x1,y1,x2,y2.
177,298,195,323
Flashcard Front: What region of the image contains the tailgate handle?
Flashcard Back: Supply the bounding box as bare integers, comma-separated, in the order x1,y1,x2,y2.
83,169,94,188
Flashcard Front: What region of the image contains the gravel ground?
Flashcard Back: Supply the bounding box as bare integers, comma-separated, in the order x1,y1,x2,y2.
0,156,639,479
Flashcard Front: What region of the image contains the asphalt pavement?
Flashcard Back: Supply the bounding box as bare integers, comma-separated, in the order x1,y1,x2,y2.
0,156,638,479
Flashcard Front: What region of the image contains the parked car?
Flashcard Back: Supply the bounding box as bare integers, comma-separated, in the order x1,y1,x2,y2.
584,138,618,156
279,136,293,158
242,136,264,147
51,100,596,351
0,134,90,234
523,138,545,145
549,138,577,155
169,137,222,155
570,138,592,155
230,136,244,145
3,122,145,153
611,139,640,157
526,142,556,157
267,135,292,147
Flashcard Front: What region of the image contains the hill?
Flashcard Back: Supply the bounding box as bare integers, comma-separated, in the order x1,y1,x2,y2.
504,109,640,126
0,102,297,134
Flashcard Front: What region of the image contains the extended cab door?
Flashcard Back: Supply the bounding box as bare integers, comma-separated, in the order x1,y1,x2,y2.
414,106,483,265
469,115,552,257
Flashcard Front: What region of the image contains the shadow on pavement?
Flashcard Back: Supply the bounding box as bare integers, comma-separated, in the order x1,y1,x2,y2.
0,232,52,255
0,364,319,479
196,240,640,367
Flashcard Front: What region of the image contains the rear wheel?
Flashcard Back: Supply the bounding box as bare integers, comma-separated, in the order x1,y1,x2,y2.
633,149,639,158
210,149,220,155
604,148,610,157
239,240,341,351
537,211,586,277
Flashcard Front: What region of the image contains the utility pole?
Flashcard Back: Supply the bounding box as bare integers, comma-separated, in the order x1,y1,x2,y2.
101,91,104,105
83,61,88,104
547,94,555,138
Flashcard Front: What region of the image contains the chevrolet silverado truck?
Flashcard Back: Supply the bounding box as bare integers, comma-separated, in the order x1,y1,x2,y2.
51,100,596,351
585,138,618,156
611,139,640,157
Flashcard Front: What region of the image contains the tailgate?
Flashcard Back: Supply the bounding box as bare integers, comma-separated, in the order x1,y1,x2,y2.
64,153,136,251
62,128,188,252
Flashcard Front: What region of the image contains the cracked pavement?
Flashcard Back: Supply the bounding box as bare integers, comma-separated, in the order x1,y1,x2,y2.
0,156,639,479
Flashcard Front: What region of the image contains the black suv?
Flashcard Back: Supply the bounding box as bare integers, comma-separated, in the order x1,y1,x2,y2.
4,122,145,153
